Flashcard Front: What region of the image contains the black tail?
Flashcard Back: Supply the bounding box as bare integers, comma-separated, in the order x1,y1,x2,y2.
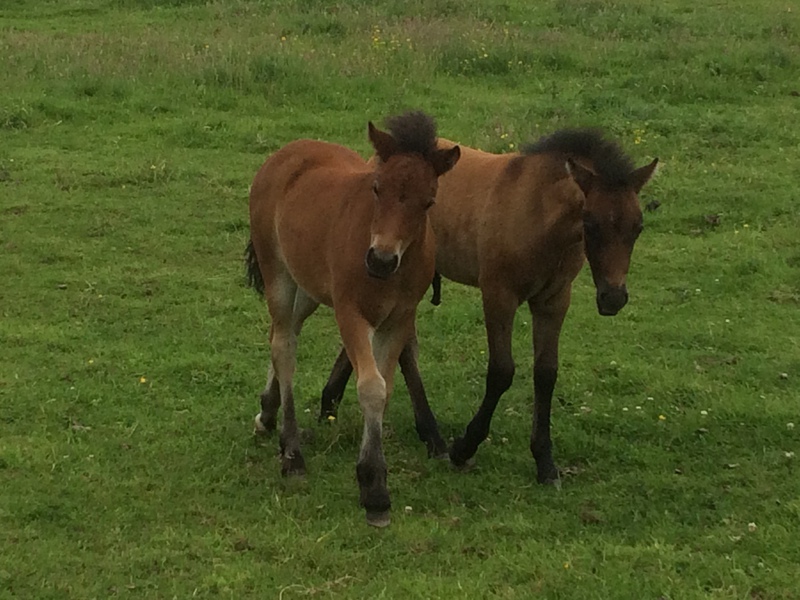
244,240,265,297
430,271,442,306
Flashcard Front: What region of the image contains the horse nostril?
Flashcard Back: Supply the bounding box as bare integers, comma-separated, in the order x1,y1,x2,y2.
365,247,399,279
597,286,628,316
599,288,626,304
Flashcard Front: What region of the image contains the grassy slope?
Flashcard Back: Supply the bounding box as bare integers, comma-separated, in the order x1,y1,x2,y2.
1,0,799,598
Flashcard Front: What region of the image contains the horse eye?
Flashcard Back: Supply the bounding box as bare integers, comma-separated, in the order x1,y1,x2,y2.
372,181,379,197
426,198,436,209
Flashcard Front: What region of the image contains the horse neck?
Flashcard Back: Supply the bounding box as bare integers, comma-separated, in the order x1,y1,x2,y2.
394,218,435,297
403,217,434,261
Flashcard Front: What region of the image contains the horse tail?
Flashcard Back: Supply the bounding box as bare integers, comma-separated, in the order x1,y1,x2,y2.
244,240,265,297
430,271,442,306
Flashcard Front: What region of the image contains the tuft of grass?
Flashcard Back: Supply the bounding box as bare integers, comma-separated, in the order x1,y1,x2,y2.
0,103,35,129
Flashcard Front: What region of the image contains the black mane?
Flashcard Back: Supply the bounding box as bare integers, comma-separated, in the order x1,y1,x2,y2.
522,128,635,188
385,111,438,157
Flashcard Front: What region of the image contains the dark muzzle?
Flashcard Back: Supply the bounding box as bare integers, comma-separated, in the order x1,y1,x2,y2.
596,285,628,316
365,247,399,280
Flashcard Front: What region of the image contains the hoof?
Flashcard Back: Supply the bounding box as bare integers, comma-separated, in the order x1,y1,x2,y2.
280,452,306,477
365,510,391,528
427,439,449,460
538,470,561,486
253,412,275,435
318,404,339,423
318,412,338,425
449,436,477,468
537,467,561,489
536,460,560,486
450,456,476,472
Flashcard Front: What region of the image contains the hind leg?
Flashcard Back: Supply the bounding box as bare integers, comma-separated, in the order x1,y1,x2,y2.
398,333,447,458
319,348,353,421
260,276,318,475
255,288,319,433
254,362,280,433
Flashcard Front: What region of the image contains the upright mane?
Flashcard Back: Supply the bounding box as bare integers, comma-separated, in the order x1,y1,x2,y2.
385,111,439,157
522,128,635,189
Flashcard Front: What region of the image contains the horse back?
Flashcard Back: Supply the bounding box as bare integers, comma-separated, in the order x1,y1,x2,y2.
433,144,585,301
249,140,370,306
250,139,365,208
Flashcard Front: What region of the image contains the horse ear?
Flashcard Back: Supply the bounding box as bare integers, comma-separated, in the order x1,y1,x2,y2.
630,158,659,193
431,145,460,176
368,122,398,163
565,157,595,196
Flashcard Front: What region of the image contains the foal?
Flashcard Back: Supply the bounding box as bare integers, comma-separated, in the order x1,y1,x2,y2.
246,112,459,526
320,128,657,484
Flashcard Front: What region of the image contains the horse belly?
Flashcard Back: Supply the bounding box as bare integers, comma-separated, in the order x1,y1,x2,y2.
273,187,337,307
429,201,481,287
280,242,334,306
429,149,507,288
434,242,480,287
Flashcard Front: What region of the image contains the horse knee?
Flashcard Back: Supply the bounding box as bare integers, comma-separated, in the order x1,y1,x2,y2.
533,366,558,396
270,333,297,376
487,361,514,396
357,375,387,415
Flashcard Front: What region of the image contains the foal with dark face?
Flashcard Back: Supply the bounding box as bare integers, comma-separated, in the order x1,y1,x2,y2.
246,111,459,526
320,128,657,484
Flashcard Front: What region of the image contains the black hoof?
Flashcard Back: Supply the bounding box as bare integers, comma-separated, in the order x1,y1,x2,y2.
361,493,391,518
254,412,276,435
280,452,306,477
427,438,449,460
365,510,391,528
536,462,560,485
450,456,476,472
318,410,338,424
357,463,390,520
449,436,476,467
431,449,450,461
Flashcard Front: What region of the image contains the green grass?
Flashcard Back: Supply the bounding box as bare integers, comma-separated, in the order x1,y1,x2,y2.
2,0,799,597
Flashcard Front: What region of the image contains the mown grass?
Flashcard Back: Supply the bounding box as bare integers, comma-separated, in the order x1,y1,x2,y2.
1,0,799,598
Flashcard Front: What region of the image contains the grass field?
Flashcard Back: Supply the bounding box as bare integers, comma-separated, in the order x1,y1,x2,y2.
2,0,800,597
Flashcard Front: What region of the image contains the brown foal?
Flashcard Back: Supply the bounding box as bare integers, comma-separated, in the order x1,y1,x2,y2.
245,111,459,526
